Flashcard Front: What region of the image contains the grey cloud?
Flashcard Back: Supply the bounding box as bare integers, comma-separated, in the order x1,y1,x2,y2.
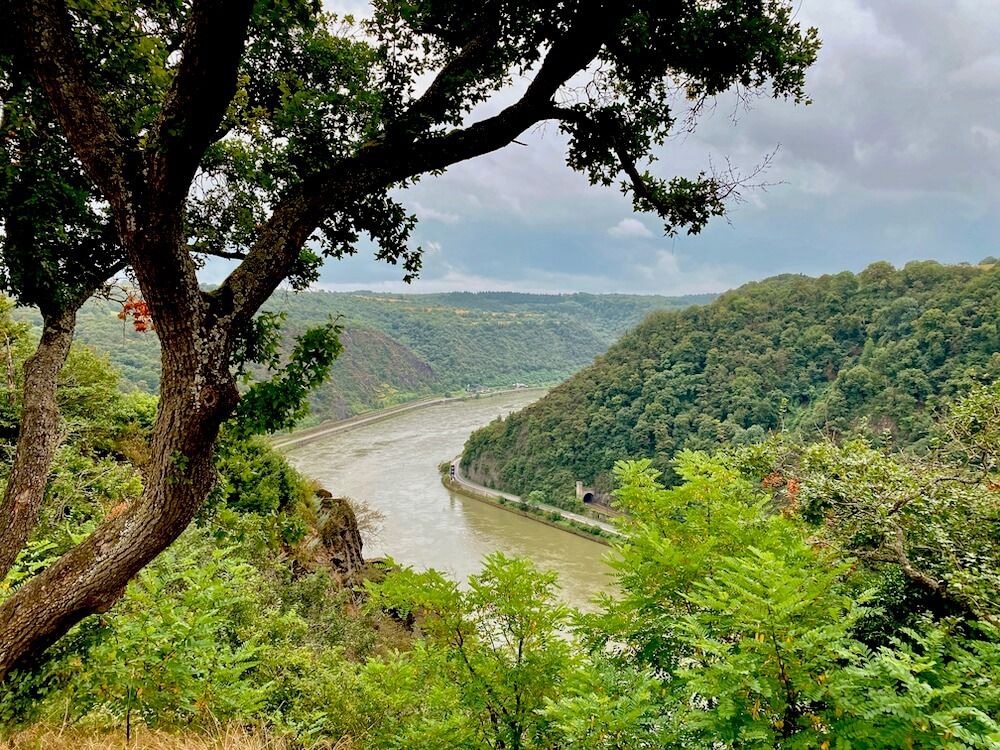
411,202,460,224
608,218,655,239
692,0,1000,199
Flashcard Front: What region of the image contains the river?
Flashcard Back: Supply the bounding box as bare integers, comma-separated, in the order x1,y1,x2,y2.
284,390,613,609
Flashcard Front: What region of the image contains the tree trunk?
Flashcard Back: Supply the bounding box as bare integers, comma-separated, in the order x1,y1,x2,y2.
0,307,77,580
0,318,238,680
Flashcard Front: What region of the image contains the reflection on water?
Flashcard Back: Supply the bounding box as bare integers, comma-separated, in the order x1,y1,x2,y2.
285,391,614,609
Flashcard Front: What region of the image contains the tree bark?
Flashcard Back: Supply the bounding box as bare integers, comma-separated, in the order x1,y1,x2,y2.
0,0,253,680
0,307,238,679
0,307,77,580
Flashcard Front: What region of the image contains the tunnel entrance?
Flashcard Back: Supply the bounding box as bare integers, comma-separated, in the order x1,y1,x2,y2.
582,492,595,503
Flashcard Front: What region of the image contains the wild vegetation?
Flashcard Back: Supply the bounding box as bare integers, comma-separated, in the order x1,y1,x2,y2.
14,291,703,422
463,261,1000,500
5,1,993,747
0,301,396,736
2,299,997,747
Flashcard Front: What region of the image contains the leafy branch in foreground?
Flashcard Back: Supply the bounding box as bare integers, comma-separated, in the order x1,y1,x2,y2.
797,380,1000,627
589,443,1000,749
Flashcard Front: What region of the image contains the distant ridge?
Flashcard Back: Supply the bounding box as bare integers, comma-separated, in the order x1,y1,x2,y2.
14,290,710,425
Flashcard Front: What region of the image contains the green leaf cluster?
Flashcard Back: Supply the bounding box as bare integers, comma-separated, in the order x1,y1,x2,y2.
592,445,1000,749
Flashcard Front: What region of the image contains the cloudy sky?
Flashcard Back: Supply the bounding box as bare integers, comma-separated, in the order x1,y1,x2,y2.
221,1,1000,296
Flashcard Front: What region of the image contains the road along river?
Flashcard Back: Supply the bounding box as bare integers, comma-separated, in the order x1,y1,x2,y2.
283,390,614,609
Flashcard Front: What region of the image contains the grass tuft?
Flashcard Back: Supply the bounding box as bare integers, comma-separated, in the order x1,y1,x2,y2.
5,725,305,750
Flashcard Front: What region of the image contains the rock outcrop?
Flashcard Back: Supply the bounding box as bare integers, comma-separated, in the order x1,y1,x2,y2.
301,488,365,584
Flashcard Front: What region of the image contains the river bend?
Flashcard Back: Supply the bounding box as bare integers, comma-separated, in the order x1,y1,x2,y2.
284,391,613,609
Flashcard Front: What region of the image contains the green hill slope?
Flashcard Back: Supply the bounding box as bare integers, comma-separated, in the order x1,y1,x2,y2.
14,290,708,424
461,261,1000,499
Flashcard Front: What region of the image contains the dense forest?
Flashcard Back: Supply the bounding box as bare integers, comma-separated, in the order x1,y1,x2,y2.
463,261,1000,499
2,297,997,749
14,291,706,423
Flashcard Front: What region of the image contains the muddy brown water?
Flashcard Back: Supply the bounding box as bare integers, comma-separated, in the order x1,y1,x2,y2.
284,390,614,609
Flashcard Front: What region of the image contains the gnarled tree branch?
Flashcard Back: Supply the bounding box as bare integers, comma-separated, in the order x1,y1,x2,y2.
0,306,77,580
386,28,503,140
217,6,618,325
0,255,128,581
861,524,1000,628
145,0,256,213
13,0,137,232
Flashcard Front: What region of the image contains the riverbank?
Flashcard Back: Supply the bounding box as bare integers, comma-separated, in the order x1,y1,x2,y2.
273,388,619,546
444,459,620,544
272,387,549,450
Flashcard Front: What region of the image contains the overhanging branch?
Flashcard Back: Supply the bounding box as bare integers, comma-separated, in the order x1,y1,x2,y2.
387,28,503,139
195,248,249,261
216,6,617,324
550,104,774,230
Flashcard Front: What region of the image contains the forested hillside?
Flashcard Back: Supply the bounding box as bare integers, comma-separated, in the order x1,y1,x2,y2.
14,291,707,423
463,261,1000,499
6,287,998,746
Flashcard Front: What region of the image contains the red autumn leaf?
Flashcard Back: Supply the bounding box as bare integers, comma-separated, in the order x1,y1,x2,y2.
119,293,154,333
